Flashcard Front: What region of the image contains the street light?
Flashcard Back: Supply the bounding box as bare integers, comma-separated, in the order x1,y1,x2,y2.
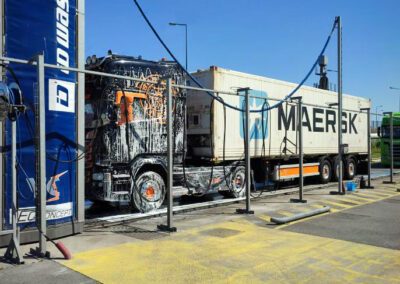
389,86,400,112
169,22,188,71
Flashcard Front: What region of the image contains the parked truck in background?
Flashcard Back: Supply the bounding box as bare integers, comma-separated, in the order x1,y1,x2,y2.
85,55,370,213
378,113,400,167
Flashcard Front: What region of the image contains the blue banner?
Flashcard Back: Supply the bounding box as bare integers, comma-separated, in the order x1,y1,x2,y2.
4,0,77,227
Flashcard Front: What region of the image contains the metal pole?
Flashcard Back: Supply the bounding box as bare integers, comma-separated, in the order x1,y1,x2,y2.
291,97,307,203
36,53,47,255
361,107,373,188
367,108,372,187
157,78,176,232
185,24,188,71
383,112,395,184
337,16,344,194
329,16,345,195
4,120,23,264
236,88,254,214
76,0,85,228
390,113,394,183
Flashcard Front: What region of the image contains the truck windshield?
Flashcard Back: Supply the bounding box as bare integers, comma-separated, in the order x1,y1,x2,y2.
381,126,400,138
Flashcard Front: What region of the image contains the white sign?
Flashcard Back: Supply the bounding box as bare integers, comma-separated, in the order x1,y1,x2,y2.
49,79,75,113
13,202,73,224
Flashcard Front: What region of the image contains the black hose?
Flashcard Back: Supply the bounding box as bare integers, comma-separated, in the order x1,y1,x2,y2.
132,0,337,112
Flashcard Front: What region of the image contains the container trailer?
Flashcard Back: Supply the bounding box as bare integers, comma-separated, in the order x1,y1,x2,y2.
187,66,369,188
85,57,370,212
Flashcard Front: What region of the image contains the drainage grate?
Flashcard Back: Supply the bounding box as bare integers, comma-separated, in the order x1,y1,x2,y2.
88,224,168,240
199,228,242,238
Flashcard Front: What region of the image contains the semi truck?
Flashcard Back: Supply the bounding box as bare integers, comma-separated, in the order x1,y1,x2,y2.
85,55,370,212
378,113,400,167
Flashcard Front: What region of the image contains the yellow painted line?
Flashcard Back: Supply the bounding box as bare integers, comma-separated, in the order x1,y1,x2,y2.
258,214,271,222
280,191,400,230
345,195,376,202
355,191,392,198
275,210,294,217
331,197,363,205
62,219,400,283
373,188,397,194
318,200,352,209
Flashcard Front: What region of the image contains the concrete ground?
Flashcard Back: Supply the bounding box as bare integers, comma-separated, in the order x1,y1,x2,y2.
0,173,400,283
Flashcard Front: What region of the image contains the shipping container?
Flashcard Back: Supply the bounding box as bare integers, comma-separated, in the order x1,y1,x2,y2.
186,66,369,186
188,66,369,159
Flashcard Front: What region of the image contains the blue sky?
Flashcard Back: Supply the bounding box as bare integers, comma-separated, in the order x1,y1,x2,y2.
86,0,400,116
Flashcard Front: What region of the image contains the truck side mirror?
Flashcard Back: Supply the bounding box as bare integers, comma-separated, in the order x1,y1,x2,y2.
377,127,381,137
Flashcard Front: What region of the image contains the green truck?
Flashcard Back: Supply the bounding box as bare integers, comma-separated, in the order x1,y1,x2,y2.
378,113,400,167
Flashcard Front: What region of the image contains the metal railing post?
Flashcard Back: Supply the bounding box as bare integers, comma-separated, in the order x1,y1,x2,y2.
4,119,23,264
361,107,373,188
157,78,177,232
33,53,48,256
291,97,307,203
330,16,345,196
383,112,395,184
236,88,254,214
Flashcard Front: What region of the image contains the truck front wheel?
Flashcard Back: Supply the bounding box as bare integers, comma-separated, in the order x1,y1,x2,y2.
219,166,246,198
131,171,166,213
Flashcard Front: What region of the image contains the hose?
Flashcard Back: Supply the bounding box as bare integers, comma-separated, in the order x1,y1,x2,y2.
132,0,337,112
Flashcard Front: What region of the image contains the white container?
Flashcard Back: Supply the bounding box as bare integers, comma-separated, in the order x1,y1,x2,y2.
187,66,370,161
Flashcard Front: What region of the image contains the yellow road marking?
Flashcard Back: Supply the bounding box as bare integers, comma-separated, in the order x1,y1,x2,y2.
373,188,397,194
258,214,271,222
275,210,294,217
345,195,376,202
279,191,400,230
318,200,351,209
355,191,392,198
62,220,400,283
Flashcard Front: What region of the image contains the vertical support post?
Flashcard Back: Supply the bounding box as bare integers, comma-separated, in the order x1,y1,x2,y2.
157,78,177,232
367,108,372,187
291,97,307,203
236,88,254,214
0,0,5,235
337,16,344,195
36,53,47,255
4,120,23,264
390,113,394,183
383,112,395,184
76,0,85,227
330,16,345,195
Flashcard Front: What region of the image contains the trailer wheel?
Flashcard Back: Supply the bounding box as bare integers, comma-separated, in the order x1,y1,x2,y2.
131,171,166,213
219,166,246,198
332,156,340,181
345,157,357,180
319,159,332,184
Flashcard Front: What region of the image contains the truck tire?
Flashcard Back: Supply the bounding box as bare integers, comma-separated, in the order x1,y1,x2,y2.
345,157,357,180
219,166,246,198
319,159,332,184
131,171,166,213
332,156,340,181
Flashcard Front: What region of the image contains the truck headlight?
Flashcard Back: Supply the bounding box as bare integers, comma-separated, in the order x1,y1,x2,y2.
92,173,104,181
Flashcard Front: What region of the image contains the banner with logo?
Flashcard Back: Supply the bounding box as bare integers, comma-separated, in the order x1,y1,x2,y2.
4,0,77,227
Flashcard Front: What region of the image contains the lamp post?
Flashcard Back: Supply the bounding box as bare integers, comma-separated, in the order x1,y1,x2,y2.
389,86,400,112
169,22,188,71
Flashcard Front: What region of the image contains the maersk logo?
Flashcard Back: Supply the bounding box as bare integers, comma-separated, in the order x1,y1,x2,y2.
49,79,75,113
240,90,269,140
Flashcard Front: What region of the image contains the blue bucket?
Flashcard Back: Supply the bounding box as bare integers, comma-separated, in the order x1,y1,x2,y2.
346,181,357,192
